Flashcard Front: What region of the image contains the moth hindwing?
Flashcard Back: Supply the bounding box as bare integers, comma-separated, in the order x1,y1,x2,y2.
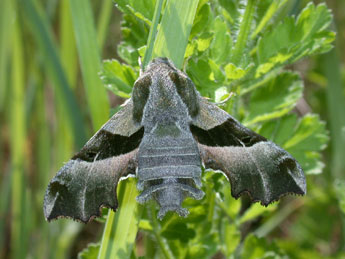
43,57,306,223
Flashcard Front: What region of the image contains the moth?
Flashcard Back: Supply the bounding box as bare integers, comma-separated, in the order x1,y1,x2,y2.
44,57,306,223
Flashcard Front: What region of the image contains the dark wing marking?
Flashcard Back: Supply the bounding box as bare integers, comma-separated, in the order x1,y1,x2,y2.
73,100,144,161
192,99,306,205
44,100,144,222
44,150,138,223
191,98,266,147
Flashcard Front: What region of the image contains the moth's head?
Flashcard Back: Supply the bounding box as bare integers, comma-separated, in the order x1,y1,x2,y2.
145,57,177,72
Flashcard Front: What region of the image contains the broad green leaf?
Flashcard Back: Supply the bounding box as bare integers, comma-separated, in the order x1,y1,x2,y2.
115,0,156,25
196,32,213,52
190,2,213,38
115,7,150,65
259,114,328,175
257,3,334,68
210,16,232,65
78,243,100,259
244,72,303,125
100,59,138,98
187,58,225,97
224,63,250,81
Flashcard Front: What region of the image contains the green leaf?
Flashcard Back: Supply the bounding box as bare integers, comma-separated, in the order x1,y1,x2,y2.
152,0,199,68
69,0,110,129
209,16,232,65
186,58,225,97
257,3,334,69
223,224,240,256
259,114,329,175
231,0,256,66
239,203,278,224
20,0,87,147
224,63,250,81
100,59,138,98
115,0,156,25
98,178,142,259
241,234,288,259
143,0,164,68
244,72,303,125
78,243,100,259
190,2,213,38
196,32,213,52
161,222,196,243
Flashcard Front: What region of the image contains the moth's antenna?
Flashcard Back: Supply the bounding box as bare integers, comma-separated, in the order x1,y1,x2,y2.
138,56,144,76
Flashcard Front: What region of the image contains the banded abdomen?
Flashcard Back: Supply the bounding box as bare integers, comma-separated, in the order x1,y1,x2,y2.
136,123,204,219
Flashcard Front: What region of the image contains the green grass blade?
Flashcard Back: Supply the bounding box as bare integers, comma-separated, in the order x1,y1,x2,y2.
98,179,141,259
97,0,114,48
69,0,110,129
322,48,345,248
10,17,27,259
59,0,77,87
322,49,345,180
152,0,199,68
19,0,87,148
143,0,165,68
0,0,13,111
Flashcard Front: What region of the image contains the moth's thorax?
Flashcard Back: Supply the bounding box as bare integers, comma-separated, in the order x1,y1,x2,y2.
132,58,200,127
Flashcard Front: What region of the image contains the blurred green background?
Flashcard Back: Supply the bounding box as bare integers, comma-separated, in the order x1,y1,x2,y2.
1,0,345,258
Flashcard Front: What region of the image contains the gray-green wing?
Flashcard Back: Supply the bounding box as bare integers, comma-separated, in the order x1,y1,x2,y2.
44,100,143,223
44,150,137,223
192,99,306,205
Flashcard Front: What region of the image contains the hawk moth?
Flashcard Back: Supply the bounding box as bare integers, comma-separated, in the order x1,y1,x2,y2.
44,57,306,222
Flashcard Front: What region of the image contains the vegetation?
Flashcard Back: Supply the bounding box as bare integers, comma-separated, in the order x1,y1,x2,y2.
1,0,345,258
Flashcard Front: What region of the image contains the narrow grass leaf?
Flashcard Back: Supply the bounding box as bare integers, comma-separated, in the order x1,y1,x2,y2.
0,0,13,111
59,0,77,87
152,0,199,68
322,49,345,179
10,18,27,259
98,179,141,259
69,0,110,130
97,0,114,48
19,0,86,148
143,0,165,68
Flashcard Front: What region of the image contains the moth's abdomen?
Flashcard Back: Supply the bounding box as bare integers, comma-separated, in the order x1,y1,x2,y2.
136,131,204,219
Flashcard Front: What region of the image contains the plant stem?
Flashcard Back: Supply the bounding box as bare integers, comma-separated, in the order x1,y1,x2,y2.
143,0,165,69
232,0,256,65
149,204,174,259
251,0,289,40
